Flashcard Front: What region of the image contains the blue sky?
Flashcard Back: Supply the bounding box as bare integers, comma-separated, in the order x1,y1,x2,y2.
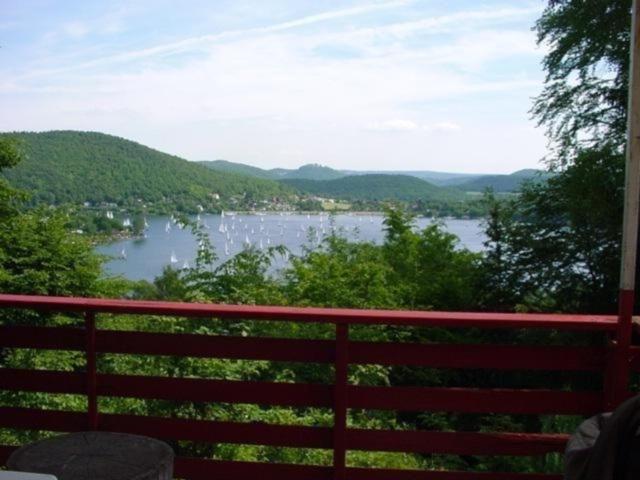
1,0,548,173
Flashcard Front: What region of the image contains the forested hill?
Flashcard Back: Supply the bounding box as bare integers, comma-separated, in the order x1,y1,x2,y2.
454,169,553,192
2,131,292,211
282,174,462,202
200,160,346,180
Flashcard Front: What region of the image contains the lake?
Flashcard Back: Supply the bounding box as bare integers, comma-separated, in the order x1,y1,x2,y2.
96,213,487,281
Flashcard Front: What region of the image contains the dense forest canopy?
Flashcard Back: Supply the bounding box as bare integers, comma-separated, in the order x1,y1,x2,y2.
1,131,293,212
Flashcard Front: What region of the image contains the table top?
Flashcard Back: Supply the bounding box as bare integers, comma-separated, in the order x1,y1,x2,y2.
7,432,174,480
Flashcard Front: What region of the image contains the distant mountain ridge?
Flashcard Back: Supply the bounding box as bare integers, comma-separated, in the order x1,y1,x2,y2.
199,160,346,181
453,169,554,193
282,174,462,202
200,159,548,192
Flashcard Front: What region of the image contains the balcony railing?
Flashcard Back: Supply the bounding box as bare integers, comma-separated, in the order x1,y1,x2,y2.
0,293,635,480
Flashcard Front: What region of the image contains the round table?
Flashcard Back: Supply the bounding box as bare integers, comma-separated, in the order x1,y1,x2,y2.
7,432,174,480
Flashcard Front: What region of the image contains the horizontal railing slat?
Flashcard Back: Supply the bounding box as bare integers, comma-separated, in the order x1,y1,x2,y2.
0,369,85,394
96,330,335,363
348,386,603,414
174,457,332,480
0,369,603,414
97,373,334,407
346,468,563,480
0,325,606,371
0,294,618,330
347,429,568,455
350,342,606,371
0,407,568,456
173,458,563,480
0,326,84,350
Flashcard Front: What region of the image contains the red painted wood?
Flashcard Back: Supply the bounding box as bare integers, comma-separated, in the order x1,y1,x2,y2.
333,323,348,480
96,329,335,363
85,311,98,430
607,288,635,408
172,457,563,480
0,368,85,394
0,407,86,432
349,342,606,371
0,325,84,350
348,386,603,414
0,407,568,457
101,413,332,448
346,469,563,480
174,457,333,480
347,429,568,455
0,294,618,330
0,445,18,464
97,373,333,407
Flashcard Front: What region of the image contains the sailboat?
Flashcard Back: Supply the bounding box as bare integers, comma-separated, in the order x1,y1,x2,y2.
182,260,190,269
259,238,264,250
224,242,230,256
144,218,150,229
170,251,178,264
120,248,127,260
165,221,171,233
244,234,251,245
218,220,225,234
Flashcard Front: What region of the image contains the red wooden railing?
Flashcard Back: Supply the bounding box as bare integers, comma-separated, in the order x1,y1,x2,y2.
0,294,636,480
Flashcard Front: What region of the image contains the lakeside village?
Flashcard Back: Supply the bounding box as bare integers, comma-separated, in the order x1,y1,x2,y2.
67,190,486,240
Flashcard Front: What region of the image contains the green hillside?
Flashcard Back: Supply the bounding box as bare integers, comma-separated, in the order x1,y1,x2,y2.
282,174,462,202
455,169,552,193
2,131,291,212
198,160,274,179
200,160,345,181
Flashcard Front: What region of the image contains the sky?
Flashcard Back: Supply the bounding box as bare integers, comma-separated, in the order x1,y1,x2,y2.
0,0,549,174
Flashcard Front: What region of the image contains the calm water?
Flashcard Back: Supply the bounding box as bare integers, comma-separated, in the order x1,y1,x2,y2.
96,213,486,281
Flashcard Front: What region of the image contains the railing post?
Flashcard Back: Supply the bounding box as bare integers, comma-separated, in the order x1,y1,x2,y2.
85,311,98,430
333,322,348,480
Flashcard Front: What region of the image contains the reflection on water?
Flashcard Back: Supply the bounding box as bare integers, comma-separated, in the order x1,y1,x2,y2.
96,213,486,281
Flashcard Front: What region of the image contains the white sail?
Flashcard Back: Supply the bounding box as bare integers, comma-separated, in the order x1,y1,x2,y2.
165,221,171,233
224,242,230,256
259,238,264,250
182,260,189,269
244,234,251,245
170,251,178,263
218,221,225,234
120,248,126,260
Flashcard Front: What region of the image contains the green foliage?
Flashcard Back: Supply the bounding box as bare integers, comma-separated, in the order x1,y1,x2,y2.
0,209,104,296
533,0,630,162
1,131,293,212
481,147,624,313
201,161,346,181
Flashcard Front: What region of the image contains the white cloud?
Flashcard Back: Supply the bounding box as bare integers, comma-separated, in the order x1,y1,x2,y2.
367,119,419,131
425,122,461,132
0,1,547,172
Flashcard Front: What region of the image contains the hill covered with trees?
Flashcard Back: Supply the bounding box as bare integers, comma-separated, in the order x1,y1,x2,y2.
282,174,462,202
200,160,346,181
1,131,292,212
453,169,553,192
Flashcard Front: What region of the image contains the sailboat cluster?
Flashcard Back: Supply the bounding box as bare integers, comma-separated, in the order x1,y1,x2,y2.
114,212,378,270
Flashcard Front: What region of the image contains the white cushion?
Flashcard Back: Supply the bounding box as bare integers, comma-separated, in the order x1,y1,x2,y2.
0,472,57,480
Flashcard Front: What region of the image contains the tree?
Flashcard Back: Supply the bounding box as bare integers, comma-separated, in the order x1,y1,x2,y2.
533,0,631,164
0,136,25,217
483,0,632,313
